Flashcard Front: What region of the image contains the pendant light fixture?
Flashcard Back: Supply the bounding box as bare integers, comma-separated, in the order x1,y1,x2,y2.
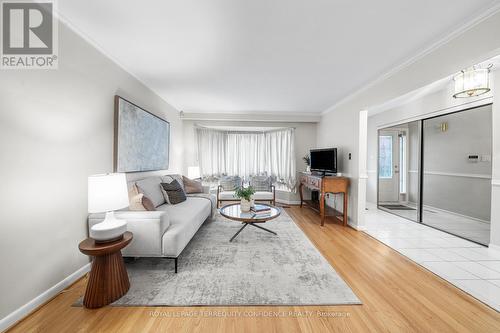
453,65,492,98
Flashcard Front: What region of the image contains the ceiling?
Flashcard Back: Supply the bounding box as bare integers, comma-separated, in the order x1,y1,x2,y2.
59,0,500,114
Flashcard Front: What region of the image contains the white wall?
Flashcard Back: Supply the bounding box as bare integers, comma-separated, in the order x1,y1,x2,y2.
0,22,183,322
182,120,317,203
317,11,500,231
317,108,360,226
490,70,500,249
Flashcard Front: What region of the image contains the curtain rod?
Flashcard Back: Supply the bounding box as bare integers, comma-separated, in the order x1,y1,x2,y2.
194,124,296,132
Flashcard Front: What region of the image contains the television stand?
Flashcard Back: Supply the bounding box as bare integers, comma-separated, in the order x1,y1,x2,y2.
298,172,349,226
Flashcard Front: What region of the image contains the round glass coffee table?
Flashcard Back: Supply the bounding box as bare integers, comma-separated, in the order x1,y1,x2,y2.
219,203,281,242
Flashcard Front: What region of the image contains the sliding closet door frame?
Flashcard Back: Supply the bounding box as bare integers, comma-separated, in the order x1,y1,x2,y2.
417,120,423,224
419,103,493,246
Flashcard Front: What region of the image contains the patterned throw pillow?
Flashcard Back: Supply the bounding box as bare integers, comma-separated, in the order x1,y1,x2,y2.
219,176,241,191
161,180,187,204
250,175,271,191
162,174,184,191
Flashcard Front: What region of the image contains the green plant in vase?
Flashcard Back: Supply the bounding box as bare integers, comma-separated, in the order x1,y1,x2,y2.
303,155,311,172
235,186,255,212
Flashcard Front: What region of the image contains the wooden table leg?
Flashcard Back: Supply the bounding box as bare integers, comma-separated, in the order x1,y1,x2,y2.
299,182,304,208
343,190,348,226
83,251,130,309
320,192,325,226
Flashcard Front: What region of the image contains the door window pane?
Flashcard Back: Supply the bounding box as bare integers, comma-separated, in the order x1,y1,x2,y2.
379,136,392,178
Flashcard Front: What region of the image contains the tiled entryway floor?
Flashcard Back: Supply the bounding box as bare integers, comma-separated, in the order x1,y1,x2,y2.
379,204,490,245
364,203,500,311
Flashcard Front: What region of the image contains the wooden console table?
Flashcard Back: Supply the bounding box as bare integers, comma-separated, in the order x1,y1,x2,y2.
299,172,349,226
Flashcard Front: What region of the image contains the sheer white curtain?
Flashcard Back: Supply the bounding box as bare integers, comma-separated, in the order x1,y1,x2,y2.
265,129,296,190
196,127,296,191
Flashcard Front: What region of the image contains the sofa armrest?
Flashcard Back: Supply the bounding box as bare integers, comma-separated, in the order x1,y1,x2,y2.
88,211,170,256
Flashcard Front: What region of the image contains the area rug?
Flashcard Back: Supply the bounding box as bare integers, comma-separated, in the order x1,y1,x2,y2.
77,210,361,306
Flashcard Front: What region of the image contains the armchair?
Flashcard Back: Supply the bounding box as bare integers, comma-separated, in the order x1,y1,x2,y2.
249,175,276,206
216,176,242,208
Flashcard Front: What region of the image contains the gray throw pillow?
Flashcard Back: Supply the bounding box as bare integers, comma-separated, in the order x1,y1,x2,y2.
219,176,241,191
136,177,165,207
161,180,187,204
250,175,271,191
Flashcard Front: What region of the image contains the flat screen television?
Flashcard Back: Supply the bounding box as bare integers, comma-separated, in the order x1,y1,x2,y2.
310,148,337,174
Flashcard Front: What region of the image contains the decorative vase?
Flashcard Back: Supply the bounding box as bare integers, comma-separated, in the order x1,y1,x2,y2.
240,198,251,212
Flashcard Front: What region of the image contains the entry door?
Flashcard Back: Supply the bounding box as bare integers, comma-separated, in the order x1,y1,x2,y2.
378,130,400,202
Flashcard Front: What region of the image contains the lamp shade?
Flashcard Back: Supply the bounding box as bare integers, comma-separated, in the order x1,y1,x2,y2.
188,166,201,179
453,67,490,98
88,173,129,213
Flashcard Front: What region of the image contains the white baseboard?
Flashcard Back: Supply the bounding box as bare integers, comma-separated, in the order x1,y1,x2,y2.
347,220,365,231
0,263,91,332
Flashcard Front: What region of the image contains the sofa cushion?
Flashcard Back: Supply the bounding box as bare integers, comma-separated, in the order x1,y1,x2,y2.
218,191,238,200
161,180,187,204
157,197,211,257
253,191,274,200
219,176,241,191
136,177,165,208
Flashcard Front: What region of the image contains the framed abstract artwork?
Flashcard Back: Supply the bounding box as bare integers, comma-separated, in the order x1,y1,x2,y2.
114,96,170,172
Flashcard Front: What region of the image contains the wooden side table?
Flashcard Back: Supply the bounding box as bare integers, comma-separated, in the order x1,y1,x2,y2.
299,173,349,226
79,232,133,308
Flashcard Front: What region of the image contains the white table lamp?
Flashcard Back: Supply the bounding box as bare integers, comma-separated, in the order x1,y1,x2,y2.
188,166,201,179
88,173,129,242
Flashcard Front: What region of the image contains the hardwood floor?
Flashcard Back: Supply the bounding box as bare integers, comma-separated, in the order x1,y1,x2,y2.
8,206,500,333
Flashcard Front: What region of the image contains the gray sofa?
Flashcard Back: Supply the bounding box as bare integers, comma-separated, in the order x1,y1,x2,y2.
88,175,215,273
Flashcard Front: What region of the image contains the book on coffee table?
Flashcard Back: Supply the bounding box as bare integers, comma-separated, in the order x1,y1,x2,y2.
251,204,271,213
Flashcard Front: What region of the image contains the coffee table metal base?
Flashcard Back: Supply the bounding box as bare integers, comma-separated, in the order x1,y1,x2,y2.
229,222,277,242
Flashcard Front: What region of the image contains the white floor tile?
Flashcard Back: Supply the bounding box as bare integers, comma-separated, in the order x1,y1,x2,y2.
397,248,442,263
453,261,500,279
477,261,500,273
421,262,479,280
430,248,470,261
449,248,500,261
451,280,500,311
486,280,500,288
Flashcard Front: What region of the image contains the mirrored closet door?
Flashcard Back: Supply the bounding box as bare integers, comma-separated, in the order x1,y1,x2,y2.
377,121,421,222
421,105,492,245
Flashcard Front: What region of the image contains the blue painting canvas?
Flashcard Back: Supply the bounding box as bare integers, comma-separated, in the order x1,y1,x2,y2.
115,97,170,172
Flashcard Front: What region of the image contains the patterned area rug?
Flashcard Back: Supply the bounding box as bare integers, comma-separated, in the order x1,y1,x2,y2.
77,210,361,306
